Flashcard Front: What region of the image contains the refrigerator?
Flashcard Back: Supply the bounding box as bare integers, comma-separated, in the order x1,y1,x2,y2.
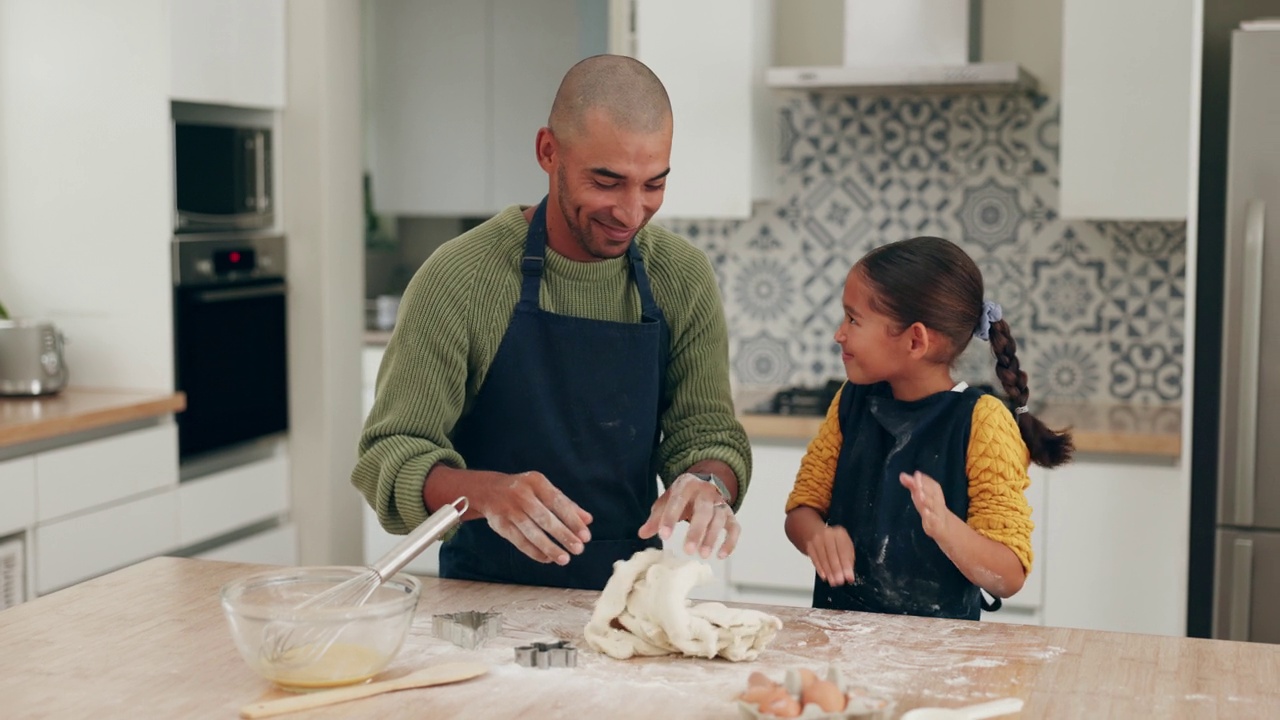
1213,24,1280,644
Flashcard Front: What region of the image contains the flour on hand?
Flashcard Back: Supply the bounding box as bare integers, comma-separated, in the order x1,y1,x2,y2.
583,549,782,662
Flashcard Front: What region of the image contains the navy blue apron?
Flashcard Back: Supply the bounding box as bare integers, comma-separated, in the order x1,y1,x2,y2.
813,382,1000,620
439,197,668,590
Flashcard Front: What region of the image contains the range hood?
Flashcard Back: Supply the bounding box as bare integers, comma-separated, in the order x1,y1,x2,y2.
767,0,1040,94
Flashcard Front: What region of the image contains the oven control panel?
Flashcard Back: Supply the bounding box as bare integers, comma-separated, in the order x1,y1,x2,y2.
173,234,285,286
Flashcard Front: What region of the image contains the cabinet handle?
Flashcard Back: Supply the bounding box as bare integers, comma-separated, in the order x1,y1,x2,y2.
1229,538,1254,642
1234,200,1265,526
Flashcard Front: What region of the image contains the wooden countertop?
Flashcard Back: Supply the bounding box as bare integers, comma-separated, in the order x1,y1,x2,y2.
2,557,1274,719
0,387,185,448
740,402,1182,459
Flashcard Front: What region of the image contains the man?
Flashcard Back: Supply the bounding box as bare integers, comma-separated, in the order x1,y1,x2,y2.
352,54,751,591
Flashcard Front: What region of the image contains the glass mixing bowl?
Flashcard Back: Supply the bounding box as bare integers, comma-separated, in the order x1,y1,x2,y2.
221,566,421,691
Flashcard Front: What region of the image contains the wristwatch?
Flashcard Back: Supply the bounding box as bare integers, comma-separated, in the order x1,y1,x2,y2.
690,472,732,504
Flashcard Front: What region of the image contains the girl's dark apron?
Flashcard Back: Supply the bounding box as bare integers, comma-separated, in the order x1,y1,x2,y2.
815,382,1001,620
440,197,668,590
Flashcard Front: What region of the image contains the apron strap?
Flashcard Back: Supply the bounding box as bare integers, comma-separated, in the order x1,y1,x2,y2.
521,196,666,325
626,240,663,323
518,199,551,309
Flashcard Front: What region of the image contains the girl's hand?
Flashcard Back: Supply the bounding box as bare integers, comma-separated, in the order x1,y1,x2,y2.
804,525,856,586
900,471,958,541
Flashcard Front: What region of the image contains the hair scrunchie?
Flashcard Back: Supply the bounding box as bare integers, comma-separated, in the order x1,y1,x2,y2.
974,300,1003,342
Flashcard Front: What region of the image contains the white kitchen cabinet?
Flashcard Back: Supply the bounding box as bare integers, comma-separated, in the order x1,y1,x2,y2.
169,0,287,109
0,458,36,537
631,0,774,219
1059,0,1196,219
367,0,599,216
178,454,290,547
35,424,178,523
731,441,813,593
35,489,180,594
1041,458,1186,636
194,523,298,566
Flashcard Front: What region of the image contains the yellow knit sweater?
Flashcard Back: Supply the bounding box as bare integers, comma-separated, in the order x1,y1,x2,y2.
785,388,1034,573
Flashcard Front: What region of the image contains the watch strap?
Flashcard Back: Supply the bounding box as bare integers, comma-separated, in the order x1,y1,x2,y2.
690,472,732,503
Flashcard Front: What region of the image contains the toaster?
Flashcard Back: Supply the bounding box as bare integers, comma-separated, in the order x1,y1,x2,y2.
0,320,68,396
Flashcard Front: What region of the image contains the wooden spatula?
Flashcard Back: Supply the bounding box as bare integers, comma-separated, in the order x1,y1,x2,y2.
239,662,489,718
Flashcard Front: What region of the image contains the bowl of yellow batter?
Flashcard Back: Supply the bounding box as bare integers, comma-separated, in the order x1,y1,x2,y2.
221,566,421,691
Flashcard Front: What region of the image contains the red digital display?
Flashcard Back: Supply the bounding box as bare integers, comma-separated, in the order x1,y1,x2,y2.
213,248,256,274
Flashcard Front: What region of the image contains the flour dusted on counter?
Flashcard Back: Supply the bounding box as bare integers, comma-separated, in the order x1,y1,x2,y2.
584,549,782,662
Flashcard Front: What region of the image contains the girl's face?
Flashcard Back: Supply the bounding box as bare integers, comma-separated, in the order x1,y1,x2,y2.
834,268,909,385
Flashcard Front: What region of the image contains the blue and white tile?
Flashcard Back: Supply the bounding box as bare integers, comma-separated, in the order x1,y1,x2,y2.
1033,338,1105,402
1028,227,1108,336
1109,341,1182,404
875,96,954,173
732,331,799,386
952,94,1035,176
1103,252,1186,343
800,174,877,251
953,175,1029,253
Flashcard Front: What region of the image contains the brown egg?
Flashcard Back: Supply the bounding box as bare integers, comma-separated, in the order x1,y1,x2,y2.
747,671,775,688
796,668,820,691
759,689,802,718
800,678,847,713
739,683,782,705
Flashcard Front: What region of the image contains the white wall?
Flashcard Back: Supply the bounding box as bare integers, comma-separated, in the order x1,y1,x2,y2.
774,0,843,67
981,0,1063,100
283,0,365,565
0,0,173,391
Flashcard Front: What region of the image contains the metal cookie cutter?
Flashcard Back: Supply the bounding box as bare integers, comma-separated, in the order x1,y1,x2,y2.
514,640,577,669
431,611,502,649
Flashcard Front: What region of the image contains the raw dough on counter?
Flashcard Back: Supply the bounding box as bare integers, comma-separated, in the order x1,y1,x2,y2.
584,548,782,661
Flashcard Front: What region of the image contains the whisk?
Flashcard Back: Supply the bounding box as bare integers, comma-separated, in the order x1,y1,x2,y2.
260,497,469,668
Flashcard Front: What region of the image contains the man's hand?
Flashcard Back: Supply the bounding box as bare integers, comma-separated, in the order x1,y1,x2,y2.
470,471,593,565
638,473,740,559
900,470,958,541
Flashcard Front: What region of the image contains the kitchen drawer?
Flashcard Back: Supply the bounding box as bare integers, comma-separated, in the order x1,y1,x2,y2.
36,424,178,522
731,443,813,591
194,523,297,566
0,457,36,535
178,454,289,547
729,585,812,609
35,489,179,594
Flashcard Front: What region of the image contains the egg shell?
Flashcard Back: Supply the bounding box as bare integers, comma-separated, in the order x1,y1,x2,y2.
759,691,802,718
801,679,847,713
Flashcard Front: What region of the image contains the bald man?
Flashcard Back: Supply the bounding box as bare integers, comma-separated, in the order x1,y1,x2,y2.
352,55,752,591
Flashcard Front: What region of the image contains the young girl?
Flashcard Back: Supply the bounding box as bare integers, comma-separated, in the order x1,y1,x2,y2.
784,236,1072,620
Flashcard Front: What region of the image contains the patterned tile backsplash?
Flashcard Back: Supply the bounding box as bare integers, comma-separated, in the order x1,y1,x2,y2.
664,92,1185,407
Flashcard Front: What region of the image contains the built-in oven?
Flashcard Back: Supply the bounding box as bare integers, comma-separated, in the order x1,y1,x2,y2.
173,235,288,462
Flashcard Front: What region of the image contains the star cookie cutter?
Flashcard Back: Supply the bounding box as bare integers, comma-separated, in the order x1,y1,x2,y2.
431,611,503,650
513,640,577,669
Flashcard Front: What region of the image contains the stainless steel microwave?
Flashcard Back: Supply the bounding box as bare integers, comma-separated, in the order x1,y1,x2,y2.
173,122,273,233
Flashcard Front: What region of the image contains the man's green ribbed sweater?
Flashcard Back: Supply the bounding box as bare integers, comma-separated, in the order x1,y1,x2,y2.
353,205,752,534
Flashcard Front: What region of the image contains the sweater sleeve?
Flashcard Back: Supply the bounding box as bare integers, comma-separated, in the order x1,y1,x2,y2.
965,394,1035,574
350,242,479,535
785,387,844,515
653,246,753,511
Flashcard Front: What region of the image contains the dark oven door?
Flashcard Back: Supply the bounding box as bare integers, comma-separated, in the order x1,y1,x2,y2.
174,278,288,460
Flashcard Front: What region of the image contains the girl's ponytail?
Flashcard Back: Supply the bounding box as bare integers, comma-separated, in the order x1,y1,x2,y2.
988,319,1074,468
